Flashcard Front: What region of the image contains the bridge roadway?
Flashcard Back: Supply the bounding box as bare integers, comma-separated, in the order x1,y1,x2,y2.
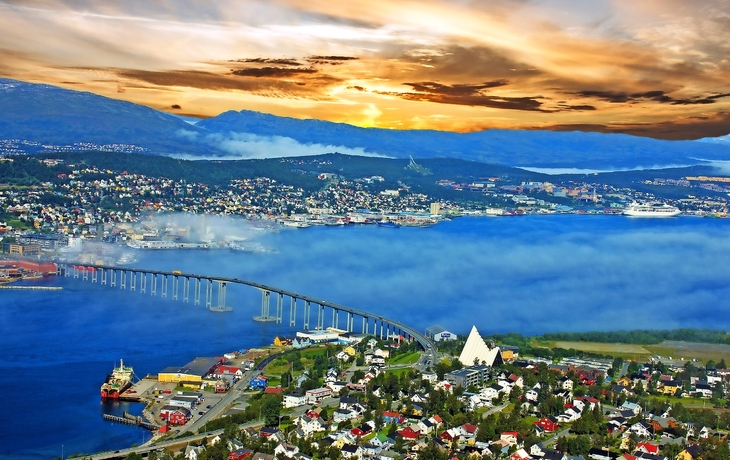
60,263,434,351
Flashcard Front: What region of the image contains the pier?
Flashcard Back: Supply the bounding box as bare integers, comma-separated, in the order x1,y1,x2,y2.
0,285,63,290
102,413,157,431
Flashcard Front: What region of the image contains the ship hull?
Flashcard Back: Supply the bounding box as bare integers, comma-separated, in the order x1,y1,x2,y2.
623,202,681,217
623,210,681,217
100,360,134,400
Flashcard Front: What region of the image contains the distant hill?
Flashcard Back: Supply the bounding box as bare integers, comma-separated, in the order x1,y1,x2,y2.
2,78,730,169
0,78,212,155
196,110,730,169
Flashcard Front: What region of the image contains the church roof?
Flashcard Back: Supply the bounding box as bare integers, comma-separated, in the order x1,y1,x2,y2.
458,326,502,367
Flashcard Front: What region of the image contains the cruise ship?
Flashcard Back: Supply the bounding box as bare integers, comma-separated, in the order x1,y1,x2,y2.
623,202,681,217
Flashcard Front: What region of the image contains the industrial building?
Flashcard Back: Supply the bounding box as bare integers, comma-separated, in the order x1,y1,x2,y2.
424,325,457,342
158,357,221,383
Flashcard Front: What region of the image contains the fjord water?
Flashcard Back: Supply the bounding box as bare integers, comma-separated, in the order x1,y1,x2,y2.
2,215,730,458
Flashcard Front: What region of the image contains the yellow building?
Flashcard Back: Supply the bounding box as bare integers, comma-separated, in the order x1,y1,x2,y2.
158,357,219,383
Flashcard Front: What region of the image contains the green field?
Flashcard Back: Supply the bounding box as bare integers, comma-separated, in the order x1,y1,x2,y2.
389,352,421,365
537,339,730,362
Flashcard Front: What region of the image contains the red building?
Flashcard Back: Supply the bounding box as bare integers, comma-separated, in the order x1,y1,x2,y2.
534,417,559,432
398,426,421,440
228,448,253,460
159,406,192,426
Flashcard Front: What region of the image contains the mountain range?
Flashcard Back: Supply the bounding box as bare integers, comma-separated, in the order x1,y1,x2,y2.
2,77,730,170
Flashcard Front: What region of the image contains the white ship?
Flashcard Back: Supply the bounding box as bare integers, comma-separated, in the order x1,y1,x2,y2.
623,202,681,217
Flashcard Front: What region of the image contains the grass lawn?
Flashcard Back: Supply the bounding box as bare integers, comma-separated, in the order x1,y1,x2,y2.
265,361,292,375
532,339,730,363
385,367,412,377
390,352,421,365
301,347,328,357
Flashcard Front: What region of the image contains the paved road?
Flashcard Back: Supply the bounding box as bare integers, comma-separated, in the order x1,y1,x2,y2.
544,428,571,445
482,403,509,418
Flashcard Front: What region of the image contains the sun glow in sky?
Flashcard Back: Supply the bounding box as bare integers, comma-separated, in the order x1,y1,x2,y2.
2,0,730,139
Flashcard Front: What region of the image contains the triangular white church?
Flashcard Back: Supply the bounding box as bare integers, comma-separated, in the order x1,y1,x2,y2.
458,325,503,367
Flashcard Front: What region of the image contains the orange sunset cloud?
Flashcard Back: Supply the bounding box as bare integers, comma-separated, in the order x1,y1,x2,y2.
1,0,729,139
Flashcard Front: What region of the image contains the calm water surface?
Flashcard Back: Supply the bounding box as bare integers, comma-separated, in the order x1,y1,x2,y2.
2,215,729,458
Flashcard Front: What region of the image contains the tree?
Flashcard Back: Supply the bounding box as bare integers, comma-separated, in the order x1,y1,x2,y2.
476,416,497,442
419,440,448,460
262,395,282,426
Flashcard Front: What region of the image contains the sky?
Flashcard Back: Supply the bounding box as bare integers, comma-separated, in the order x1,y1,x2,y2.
1,0,730,139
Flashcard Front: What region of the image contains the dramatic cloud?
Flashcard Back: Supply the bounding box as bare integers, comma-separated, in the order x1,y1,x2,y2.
574,90,730,105
533,111,730,140
1,0,730,138
231,67,318,78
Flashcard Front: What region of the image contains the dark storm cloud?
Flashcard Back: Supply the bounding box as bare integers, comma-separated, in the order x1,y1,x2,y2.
116,68,341,99
230,66,318,78
379,80,593,112
394,45,541,81
232,58,304,66
404,80,509,95
378,88,548,111
575,89,730,105
531,111,730,140
306,55,360,65
307,55,359,61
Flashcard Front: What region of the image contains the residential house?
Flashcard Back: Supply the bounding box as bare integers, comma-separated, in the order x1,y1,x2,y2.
657,381,682,396
398,426,421,440
636,443,659,455
511,448,533,460
629,421,654,438
228,448,253,460
333,409,357,423
305,387,333,404
534,417,559,434
274,443,299,459
284,393,308,409
620,402,642,415
341,443,362,459
560,376,574,391
185,445,206,460
259,426,284,442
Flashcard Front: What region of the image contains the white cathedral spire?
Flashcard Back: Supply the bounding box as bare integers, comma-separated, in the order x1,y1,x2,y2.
457,325,502,367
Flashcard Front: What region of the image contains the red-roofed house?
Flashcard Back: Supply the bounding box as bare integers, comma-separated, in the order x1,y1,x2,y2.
218,365,242,375
398,426,421,440
461,423,478,439
510,448,532,460
264,386,283,395
637,442,659,455
501,432,519,446
534,417,559,433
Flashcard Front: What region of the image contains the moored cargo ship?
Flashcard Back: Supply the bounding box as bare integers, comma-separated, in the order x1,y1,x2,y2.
101,359,134,399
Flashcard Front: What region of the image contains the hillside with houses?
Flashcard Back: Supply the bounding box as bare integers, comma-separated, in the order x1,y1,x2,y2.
119,328,730,460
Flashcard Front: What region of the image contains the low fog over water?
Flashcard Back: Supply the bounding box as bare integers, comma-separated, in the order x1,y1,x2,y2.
2,215,729,458
139,214,730,335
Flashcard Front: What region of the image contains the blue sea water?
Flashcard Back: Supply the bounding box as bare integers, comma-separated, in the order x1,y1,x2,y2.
2,215,730,458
